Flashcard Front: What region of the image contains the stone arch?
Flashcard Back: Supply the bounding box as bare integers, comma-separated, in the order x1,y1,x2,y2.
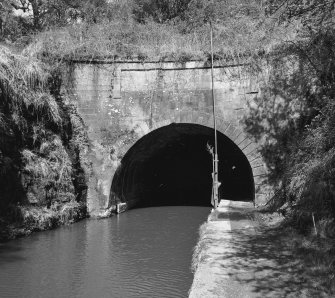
108,113,267,211
111,110,266,208
67,60,270,216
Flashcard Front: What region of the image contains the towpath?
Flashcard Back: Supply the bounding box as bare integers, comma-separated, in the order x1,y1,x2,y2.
189,200,326,298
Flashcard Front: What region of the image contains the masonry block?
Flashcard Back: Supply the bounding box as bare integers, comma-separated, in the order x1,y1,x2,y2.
253,166,267,177
234,133,247,146
247,149,262,162
250,157,264,168
238,138,253,150
225,123,237,139
68,60,263,216
243,142,258,155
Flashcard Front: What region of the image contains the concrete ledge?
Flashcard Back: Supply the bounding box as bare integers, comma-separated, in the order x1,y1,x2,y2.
189,200,257,298
218,199,254,209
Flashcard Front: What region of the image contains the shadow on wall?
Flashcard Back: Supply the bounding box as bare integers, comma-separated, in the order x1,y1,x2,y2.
110,123,254,209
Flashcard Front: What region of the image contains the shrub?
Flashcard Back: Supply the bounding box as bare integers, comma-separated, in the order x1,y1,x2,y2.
0,45,88,217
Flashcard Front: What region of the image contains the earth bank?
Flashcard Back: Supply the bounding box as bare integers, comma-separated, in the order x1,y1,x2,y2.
0,47,90,242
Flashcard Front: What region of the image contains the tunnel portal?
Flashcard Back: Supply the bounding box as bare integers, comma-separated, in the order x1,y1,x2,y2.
110,124,254,209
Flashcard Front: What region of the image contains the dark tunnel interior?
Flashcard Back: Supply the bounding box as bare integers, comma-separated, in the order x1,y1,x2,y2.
110,123,254,209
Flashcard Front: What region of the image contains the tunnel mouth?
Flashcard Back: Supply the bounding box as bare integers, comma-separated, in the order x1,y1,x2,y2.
110,123,254,209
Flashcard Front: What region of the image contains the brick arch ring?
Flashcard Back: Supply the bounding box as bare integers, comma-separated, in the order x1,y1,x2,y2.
117,109,266,185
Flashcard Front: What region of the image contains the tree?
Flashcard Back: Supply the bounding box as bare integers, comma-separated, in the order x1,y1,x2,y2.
0,1,12,36
183,0,264,28
2,0,109,31
7,0,42,30
133,0,192,23
244,0,335,214
0,1,31,40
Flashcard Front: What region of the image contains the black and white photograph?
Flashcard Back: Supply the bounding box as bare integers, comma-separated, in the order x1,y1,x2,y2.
0,1,334,297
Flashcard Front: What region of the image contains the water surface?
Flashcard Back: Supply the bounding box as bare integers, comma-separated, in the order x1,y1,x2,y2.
0,206,209,298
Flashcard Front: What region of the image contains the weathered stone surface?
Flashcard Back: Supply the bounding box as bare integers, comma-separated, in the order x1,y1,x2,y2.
64,61,270,216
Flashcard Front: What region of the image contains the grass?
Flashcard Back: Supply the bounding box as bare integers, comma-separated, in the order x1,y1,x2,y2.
259,212,335,295
191,210,335,296
0,41,90,240
34,21,208,62
0,45,61,130
0,201,87,242
285,225,335,295
259,208,335,292
31,14,293,63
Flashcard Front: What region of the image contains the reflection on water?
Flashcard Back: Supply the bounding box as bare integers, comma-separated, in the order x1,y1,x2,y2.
0,206,209,298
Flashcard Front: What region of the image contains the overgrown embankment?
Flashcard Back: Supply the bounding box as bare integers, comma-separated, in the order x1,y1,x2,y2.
26,1,281,63
242,1,335,238
0,47,91,242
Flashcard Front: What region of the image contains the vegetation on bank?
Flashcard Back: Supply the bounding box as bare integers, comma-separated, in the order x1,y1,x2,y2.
0,201,86,240
0,46,90,241
1,0,289,61
192,212,335,296
244,1,335,233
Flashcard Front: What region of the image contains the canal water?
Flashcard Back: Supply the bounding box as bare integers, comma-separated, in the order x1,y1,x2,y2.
0,206,209,298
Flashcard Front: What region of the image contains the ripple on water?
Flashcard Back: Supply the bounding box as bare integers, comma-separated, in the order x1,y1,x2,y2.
0,206,209,298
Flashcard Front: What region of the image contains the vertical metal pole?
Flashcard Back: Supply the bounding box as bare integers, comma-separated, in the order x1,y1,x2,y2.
210,22,219,209
211,151,214,207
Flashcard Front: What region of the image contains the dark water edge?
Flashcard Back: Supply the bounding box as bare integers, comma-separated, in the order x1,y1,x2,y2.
0,206,209,298
0,202,87,242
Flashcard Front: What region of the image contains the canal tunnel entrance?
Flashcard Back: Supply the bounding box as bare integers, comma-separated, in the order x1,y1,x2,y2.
110,124,254,209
